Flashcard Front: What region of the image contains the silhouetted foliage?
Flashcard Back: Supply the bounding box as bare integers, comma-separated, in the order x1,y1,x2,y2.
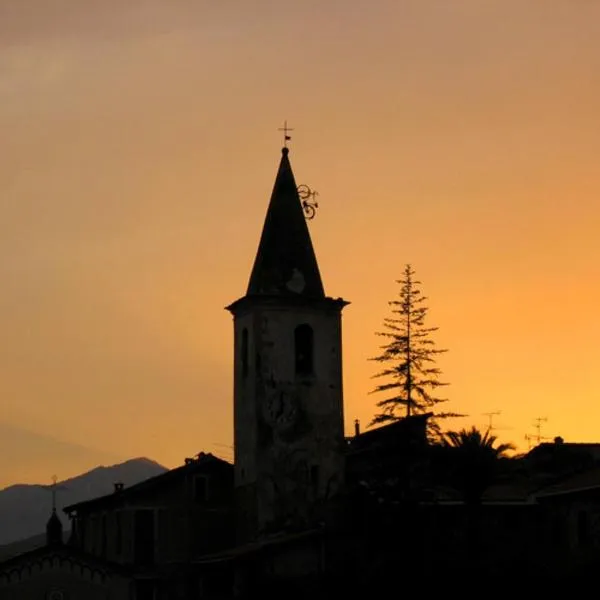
369,264,461,436
442,427,515,504
437,427,516,560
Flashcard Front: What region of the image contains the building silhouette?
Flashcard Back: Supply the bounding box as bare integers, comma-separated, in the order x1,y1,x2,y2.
226,145,348,543
2,146,600,597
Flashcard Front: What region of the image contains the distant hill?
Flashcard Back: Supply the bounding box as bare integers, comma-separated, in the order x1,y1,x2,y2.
0,457,167,551
0,532,47,560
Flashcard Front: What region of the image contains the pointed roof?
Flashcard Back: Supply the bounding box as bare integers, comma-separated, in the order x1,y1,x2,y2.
246,147,325,298
46,509,63,545
64,453,232,515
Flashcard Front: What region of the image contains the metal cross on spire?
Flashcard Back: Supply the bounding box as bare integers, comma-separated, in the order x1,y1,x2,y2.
43,474,68,511
51,475,58,511
278,120,294,147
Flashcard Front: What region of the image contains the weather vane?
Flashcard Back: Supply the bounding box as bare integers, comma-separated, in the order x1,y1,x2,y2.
277,121,319,219
297,184,319,220
278,120,293,148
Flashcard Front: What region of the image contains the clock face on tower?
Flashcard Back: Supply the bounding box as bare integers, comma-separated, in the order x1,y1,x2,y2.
264,389,299,430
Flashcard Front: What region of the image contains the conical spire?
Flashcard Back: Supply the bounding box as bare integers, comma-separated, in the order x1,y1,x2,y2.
46,509,63,545
246,148,325,298
45,475,63,545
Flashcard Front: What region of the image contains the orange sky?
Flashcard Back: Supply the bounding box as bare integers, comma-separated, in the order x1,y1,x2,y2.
1,0,600,488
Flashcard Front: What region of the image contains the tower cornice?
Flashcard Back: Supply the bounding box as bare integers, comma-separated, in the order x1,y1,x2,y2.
226,294,349,316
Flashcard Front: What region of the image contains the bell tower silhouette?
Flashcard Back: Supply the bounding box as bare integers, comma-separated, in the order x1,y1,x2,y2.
226,143,348,541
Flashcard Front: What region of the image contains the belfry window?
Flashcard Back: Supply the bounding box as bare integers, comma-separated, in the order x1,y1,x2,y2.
241,328,249,378
295,324,314,375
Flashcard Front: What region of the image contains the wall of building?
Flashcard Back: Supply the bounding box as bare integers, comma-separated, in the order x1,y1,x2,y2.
73,465,233,566
0,558,130,600
265,538,323,578
538,489,600,555
232,301,346,539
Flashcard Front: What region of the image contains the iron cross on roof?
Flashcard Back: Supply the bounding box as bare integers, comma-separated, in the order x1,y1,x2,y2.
44,474,68,511
51,475,58,510
278,120,294,147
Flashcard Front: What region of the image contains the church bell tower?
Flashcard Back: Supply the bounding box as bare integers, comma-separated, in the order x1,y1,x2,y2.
226,144,348,541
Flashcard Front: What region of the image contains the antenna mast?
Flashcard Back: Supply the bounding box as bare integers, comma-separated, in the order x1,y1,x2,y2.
525,417,549,449
533,417,548,444
482,411,501,433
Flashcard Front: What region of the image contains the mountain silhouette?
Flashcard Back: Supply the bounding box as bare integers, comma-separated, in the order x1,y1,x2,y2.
0,457,166,552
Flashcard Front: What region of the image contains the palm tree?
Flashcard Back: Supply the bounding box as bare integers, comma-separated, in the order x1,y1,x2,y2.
441,427,515,559
443,427,514,504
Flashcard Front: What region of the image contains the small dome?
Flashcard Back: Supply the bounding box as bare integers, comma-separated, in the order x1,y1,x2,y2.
46,509,63,545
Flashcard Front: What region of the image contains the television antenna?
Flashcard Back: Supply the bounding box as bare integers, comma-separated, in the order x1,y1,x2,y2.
524,417,550,449
533,417,548,443
482,411,502,433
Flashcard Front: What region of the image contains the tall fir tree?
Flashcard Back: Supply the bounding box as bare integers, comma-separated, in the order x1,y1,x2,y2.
370,264,459,436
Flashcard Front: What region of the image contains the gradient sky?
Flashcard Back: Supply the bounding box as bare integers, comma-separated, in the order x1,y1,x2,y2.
1,0,599,488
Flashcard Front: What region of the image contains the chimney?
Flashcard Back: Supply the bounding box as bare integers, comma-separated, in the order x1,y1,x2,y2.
114,482,124,493
354,419,360,437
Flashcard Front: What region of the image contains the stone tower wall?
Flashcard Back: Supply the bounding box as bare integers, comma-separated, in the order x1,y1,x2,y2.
232,301,345,540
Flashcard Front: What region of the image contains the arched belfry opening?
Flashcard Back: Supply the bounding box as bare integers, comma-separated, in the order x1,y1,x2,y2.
295,324,314,376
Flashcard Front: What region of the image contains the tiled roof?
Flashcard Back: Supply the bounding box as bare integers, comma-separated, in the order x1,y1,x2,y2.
348,414,431,452
0,542,130,577
63,452,231,514
193,528,323,564
534,466,600,498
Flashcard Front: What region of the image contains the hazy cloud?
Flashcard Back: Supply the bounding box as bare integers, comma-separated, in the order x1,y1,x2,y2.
0,422,125,489
0,0,599,486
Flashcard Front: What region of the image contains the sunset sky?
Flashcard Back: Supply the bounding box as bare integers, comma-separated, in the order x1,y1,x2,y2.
1,0,599,488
